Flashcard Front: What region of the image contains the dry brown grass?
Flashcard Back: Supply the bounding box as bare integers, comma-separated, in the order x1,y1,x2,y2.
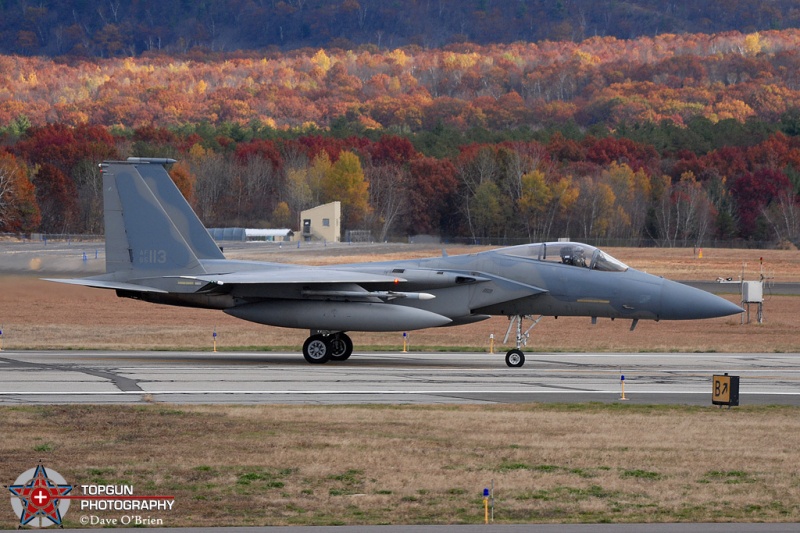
2,403,799,526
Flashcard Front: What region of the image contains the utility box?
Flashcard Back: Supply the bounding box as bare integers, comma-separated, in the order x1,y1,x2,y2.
712,374,739,407
742,281,763,303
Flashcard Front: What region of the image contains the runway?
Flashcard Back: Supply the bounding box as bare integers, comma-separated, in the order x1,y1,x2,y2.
1,350,798,405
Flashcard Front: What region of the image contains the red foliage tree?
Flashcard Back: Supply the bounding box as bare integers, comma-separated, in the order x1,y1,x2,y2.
133,125,178,146
366,135,418,166
15,123,118,172
729,168,792,238
405,157,459,235
547,132,586,163
746,132,800,171
33,163,78,233
292,135,348,162
234,139,283,170
699,146,749,182
585,136,659,173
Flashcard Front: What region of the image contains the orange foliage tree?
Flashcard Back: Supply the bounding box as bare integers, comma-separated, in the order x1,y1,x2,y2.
0,152,40,232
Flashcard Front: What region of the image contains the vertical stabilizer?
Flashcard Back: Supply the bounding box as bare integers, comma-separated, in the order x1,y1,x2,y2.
134,162,226,260
101,158,222,276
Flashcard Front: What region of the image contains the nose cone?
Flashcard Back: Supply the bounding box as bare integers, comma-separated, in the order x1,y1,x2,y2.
660,279,743,320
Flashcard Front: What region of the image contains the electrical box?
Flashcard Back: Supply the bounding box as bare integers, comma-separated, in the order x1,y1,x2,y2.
742,281,763,303
712,374,739,407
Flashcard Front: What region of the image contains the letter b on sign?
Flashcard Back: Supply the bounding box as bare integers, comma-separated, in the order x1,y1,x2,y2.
712,374,739,406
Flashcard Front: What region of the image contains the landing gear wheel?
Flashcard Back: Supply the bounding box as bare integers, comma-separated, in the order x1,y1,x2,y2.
505,349,525,368
329,333,353,361
303,334,331,364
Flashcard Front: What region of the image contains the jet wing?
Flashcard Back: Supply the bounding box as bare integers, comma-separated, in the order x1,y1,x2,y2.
186,269,406,286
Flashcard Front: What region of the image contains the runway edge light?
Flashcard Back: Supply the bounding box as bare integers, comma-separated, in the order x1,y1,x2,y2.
483,488,490,524
619,370,628,401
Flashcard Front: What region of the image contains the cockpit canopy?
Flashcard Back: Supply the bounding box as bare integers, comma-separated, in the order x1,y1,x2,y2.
500,242,629,272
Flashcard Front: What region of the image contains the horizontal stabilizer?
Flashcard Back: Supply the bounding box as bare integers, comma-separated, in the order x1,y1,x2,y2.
43,278,168,293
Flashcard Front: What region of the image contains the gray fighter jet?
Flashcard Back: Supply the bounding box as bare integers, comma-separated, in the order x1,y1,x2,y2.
48,158,743,366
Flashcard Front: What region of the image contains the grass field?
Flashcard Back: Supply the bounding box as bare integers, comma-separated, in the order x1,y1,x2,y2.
2,403,800,527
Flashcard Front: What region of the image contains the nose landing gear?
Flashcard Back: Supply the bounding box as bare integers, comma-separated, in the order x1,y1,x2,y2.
503,315,543,367
505,348,525,367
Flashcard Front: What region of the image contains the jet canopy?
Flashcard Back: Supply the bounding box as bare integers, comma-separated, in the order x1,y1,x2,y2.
501,242,629,272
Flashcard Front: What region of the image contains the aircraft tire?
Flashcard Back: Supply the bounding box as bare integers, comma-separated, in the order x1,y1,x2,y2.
303,334,332,364
329,333,354,361
505,349,525,367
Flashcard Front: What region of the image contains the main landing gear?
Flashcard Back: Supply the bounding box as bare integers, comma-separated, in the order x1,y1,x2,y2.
302,332,353,364
502,314,543,367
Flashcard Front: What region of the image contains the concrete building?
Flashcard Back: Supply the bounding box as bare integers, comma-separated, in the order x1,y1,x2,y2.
300,201,341,242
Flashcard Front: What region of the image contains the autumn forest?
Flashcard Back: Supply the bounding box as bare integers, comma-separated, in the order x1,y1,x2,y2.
1,16,800,246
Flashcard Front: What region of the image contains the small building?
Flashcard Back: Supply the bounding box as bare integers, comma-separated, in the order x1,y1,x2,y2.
207,227,246,242
245,228,294,242
208,228,294,242
300,201,341,242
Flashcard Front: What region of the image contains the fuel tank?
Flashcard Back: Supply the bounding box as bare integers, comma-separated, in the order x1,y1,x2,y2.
225,300,452,331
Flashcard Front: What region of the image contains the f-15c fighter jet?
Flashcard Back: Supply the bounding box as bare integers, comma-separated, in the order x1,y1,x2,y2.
48,158,743,367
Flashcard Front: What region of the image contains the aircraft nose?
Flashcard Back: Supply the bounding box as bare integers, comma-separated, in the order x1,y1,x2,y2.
660,279,743,320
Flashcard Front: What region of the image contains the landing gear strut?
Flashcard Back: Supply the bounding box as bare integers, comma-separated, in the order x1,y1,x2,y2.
302,332,353,364
502,315,543,368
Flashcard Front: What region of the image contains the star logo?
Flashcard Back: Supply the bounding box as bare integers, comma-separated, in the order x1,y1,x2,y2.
7,465,73,528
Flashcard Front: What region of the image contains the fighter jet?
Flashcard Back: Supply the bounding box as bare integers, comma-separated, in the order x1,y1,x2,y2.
48,158,743,367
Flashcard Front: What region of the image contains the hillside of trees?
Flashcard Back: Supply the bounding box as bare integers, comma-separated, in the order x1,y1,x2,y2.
2,121,798,247
4,30,800,133
1,28,799,247
2,0,800,57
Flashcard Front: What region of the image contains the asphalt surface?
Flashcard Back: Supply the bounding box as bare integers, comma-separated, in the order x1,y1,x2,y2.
1,350,798,405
